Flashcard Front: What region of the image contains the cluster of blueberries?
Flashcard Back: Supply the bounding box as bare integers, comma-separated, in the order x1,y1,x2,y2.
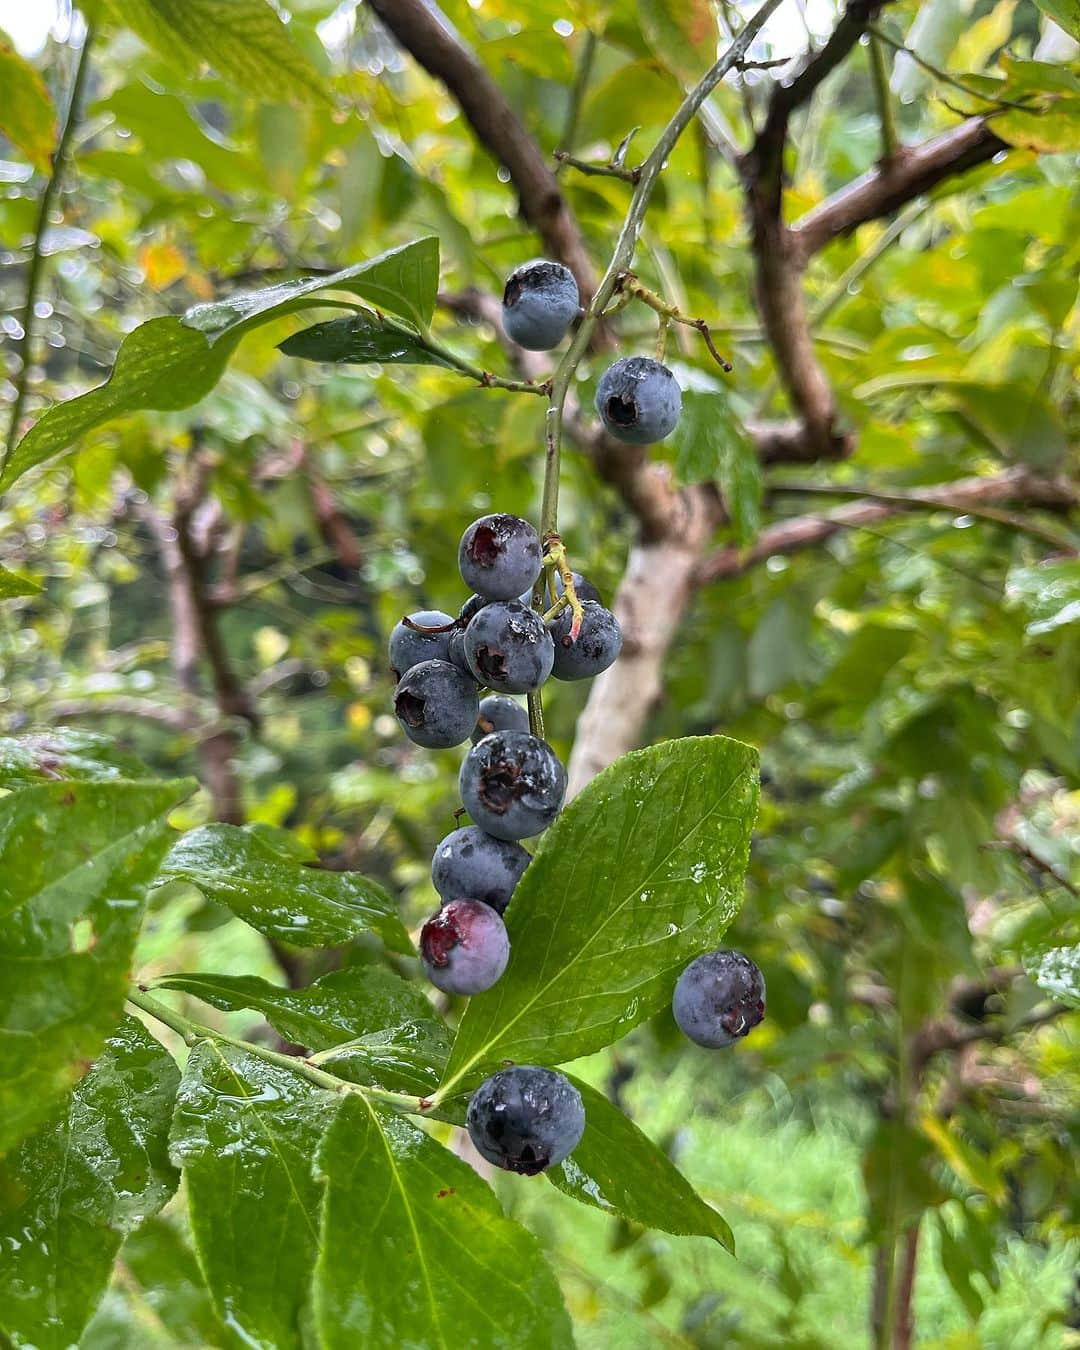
386,261,766,1177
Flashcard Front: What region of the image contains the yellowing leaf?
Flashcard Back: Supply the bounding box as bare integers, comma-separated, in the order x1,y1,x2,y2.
138,241,188,290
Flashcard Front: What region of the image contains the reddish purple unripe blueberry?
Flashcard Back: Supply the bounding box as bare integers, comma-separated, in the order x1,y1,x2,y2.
467,1065,586,1175
672,949,766,1048
419,898,510,995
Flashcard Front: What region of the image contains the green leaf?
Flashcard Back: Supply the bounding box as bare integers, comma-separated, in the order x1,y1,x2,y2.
157,822,413,953
1030,0,1080,41
110,0,331,106
312,1095,574,1350
80,1217,226,1350
1005,560,1080,636
862,1120,947,1242
185,237,441,341
0,1016,180,1349
440,736,759,1098
279,313,453,368
0,564,40,597
671,390,760,542
0,34,56,172
0,317,234,490
0,778,193,1155
1024,944,1079,1006
157,968,449,1094
169,1041,336,1349
548,1077,734,1250
0,729,153,790
639,0,717,83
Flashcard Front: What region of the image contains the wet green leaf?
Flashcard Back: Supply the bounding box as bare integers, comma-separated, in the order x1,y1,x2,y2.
157,968,449,1094
312,1095,573,1349
0,1016,179,1349
548,1077,734,1250
1030,0,1080,40
0,729,153,790
0,778,193,1154
279,313,452,368
110,0,331,106
169,1042,336,1349
157,822,412,953
440,736,758,1097
186,237,441,341
0,318,234,490
0,563,40,598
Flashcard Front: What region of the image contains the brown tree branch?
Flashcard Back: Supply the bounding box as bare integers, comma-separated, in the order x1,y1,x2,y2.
697,467,1077,584
366,0,597,301
793,118,1007,258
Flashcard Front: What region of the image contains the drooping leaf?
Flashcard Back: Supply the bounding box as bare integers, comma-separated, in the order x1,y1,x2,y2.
157,822,412,953
0,1016,180,1349
439,736,759,1099
109,0,331,107
0,778,193,1154
157,968,449,1094
1024,944,1079,1006
169,1041,337,1350
671,390,760,542
279,313,453,368
0,729,153,790
79,1217,226,1349
548,1077,734,1250
0,317,234,490
186,237,441,339
312,1095,574,1350
0,35,56,171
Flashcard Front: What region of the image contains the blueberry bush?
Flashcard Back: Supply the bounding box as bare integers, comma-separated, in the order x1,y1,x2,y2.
0,1,1078,1347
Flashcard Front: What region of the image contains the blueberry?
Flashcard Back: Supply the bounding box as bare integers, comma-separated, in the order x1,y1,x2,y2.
460,730,566,841
464,601,554,694
672,949,766,1048
419,898,510,995
431,825,531,915
388,610,454,680
447,625,477,681
459,514,543,602
473,694,530,744
466,1066,585,1175
596,356,682,444
393,659,479,749
501,260,580,351
548,601,622,681
458,594,490,625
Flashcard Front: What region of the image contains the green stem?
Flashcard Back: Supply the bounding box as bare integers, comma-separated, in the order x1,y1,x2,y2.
4,23,97,465
810,199,928,326
869,25,1035,112
127,987,425,1114
868,33,898,161
539,0,786,541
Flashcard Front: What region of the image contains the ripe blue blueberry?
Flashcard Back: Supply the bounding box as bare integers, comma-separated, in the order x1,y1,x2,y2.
460,730,566,841
501,260,580,351
466,1066,586,1175
473,693,530,744
548,600,622,681
672,949,766,1048
388,610,454,680
596,356,682,444
393,659,479,750
431,825,531,915
459,514,542,602
420,897,509,995
464,600,554,694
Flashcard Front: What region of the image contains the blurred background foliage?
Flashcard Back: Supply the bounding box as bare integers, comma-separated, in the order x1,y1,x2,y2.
0,0,1077,1345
